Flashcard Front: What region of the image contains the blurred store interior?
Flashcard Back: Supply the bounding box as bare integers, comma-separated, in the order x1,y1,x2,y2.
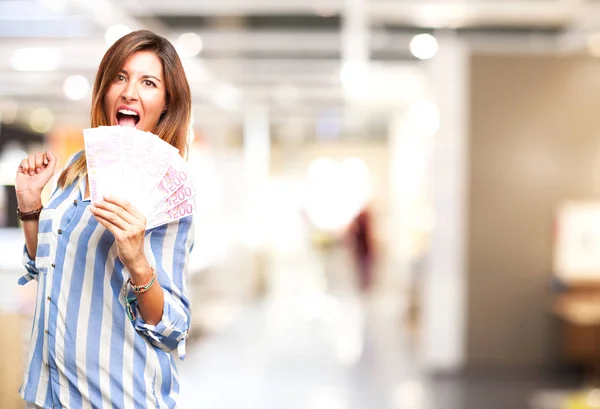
7,0,600,408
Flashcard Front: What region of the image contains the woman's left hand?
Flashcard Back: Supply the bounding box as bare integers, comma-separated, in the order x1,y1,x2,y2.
90,196,147,269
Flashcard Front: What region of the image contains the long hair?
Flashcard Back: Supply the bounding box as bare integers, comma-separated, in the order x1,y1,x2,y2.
58,30,192,188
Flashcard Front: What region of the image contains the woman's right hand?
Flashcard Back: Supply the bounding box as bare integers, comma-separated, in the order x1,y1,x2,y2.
15,151,57,210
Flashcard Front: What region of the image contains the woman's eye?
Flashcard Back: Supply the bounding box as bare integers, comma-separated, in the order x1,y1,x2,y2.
143,80,156,87
116,75,126,82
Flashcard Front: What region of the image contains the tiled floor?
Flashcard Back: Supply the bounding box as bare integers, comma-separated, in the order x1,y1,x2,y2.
177,289,585,409
177,291,418,409
176,248,583,409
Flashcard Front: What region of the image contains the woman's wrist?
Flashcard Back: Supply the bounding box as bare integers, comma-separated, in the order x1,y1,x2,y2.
128,258,154,286
16,191,43,213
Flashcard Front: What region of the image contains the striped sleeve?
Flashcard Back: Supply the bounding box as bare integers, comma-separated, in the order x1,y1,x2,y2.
19,245,41,285
131,215,194,359
18,150,83,286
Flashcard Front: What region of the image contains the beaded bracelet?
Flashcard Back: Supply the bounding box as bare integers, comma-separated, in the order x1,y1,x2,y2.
123,268,157,320
128,268,157,294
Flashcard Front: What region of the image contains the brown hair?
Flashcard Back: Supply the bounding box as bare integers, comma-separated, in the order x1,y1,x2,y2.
58,30,192,188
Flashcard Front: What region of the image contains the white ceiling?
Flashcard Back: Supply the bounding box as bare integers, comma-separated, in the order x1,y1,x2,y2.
1,0,599,138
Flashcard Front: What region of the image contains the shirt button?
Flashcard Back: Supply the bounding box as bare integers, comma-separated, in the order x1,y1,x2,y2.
45,362,49,367
45,330,49,335
58,229,63,234
51,263,55,268
47,296,51,301
73,199,78,205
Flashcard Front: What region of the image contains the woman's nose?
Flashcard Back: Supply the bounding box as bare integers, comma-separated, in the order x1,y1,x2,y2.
121,84,138,101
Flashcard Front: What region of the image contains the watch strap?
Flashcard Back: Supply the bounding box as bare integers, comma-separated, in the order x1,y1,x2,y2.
17,205,43,221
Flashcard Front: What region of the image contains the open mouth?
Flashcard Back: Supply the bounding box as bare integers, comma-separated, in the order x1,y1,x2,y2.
116,108,140,127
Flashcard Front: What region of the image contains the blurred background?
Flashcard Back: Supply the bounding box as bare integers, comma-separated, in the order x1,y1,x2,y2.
5,0,600,408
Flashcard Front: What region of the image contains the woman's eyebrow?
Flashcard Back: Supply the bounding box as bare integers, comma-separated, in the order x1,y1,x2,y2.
141,74,162,83
119,69,162,82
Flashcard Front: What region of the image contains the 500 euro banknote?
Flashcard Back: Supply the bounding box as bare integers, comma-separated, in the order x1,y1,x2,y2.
144,162,190,213
146,199,195,229
93,126,180,209
147,181,197,220
84,128,124,203
83,126,196,227
128,131,179,208
114,126,137,200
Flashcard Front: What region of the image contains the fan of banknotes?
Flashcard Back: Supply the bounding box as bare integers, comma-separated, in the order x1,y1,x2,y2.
83,126,195,229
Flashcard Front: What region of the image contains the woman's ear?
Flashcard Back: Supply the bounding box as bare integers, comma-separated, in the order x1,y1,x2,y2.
159,106,167,122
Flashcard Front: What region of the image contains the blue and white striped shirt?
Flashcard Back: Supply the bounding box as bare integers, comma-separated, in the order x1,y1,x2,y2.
19,151,194,409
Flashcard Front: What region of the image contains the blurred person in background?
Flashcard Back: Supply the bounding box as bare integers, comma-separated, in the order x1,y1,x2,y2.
346,205,376,293
14,30,194,409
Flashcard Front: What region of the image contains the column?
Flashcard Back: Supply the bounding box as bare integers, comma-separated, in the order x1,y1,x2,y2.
420,32,469,372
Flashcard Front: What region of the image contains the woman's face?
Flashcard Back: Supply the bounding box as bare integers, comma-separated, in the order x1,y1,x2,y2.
103,50,167,132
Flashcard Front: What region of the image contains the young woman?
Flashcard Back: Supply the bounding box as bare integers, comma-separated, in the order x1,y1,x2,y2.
15,30,194,409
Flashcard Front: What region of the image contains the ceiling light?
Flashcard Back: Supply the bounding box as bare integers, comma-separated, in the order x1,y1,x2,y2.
11,48,59,72
340,61,368,86
176,32,203,58
409,33,439,60
29,108,54,134
63,75,90,101
105,24,131,47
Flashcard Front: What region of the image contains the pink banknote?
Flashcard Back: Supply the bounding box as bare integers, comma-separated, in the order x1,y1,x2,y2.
84,126,195,229
118,126,137,195
127,131,179,209
84,128,123,202
144,161,190,213
146,199,195,229
147,181,197,220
